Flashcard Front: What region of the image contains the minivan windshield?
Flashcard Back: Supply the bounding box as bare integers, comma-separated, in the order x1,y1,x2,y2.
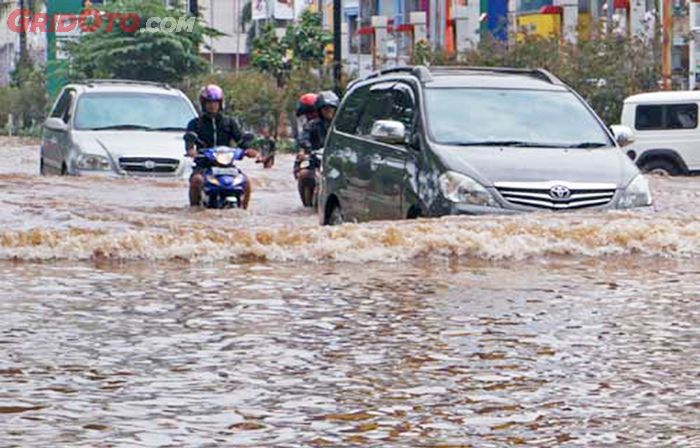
425,88,612,148
73,93,196,131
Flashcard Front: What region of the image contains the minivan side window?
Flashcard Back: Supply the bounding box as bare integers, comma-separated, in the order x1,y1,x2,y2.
357,82,416,138
635,103,698,130
389,84,416,133
50,89,75,124
334,86,370,135
50,90,71,120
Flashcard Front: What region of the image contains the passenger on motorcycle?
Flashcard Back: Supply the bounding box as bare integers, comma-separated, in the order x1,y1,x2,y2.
184,84,259,209
297,90,339,153
294,93,319,178
294,91,339,207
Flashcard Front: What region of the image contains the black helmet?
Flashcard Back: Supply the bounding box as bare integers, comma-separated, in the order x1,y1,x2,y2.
315,90,339,110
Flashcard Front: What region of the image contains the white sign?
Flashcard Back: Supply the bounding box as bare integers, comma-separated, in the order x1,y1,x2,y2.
294,0,312,19
386,39,397,58
252,0,269,20
273,0,294,20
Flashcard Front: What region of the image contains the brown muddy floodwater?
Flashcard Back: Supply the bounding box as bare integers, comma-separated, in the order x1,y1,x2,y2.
0,138,699,447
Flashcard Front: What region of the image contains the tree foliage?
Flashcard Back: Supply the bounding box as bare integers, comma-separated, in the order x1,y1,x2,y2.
0,66,47,135
66,0,218,83
250,11,332,87
414,33,660,125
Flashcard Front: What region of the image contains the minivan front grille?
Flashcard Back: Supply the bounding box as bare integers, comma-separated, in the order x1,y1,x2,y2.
119,157,179,173
495,182,617,210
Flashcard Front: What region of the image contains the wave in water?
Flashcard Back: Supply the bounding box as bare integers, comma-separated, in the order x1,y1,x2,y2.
1,212,699,263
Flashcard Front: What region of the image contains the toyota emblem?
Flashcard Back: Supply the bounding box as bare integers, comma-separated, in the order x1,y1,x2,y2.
549,185,571,199
143,160,156,170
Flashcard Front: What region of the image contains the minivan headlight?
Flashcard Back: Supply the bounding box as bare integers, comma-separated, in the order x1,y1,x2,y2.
77,154,110,171
439,171,498,207
618,174,653,209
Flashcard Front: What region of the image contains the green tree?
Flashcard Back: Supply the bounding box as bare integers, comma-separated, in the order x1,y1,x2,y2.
418,33,660,125
66,0,220,83
250,22,291,87
282,10,332,68
250,11,332,87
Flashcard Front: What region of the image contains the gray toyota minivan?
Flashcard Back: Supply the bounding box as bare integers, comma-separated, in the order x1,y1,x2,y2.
319,66,651,225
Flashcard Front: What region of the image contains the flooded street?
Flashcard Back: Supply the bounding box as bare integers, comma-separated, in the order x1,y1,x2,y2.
1,138,699,446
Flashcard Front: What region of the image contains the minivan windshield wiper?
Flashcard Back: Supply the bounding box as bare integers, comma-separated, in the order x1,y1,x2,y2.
445,140,563,148
148,126,187,132
87,124,151,131
565,142,609,148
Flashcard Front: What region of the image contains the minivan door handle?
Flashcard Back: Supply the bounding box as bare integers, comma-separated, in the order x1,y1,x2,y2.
369,154,382,170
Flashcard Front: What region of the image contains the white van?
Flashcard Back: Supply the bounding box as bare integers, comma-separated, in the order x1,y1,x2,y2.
620,91,700,175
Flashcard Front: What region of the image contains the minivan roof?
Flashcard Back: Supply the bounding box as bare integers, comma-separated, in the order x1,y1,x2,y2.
424,73,567,91
350,65,568,91
624,91,700,104
65,79,179,95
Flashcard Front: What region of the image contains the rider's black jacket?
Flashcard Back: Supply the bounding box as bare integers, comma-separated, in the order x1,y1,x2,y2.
184,113,249,150
298,118,330,152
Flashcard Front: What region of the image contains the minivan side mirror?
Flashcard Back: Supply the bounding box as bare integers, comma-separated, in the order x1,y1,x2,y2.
44,117,68,132
370,120,406,145
610,124,635,147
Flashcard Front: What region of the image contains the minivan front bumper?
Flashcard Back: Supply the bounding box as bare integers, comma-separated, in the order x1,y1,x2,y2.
445,203,522,215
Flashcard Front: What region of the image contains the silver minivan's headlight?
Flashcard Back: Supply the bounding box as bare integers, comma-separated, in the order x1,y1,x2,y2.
618,174,653,209
439,171,499,207
77,154,110,171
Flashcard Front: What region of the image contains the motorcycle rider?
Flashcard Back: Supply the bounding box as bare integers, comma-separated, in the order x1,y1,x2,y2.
184,84,259,209
294,91,339,207
298,90,339,152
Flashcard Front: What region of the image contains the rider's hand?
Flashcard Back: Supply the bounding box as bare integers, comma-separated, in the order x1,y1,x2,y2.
186,147,197,158
245,149,259,159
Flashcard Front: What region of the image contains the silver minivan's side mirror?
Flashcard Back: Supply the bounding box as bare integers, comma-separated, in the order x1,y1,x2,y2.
610,124,635,147
370,120,406,145
44,117,68,132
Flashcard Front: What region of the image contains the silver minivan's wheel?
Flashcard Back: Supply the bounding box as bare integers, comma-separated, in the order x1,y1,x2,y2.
640,159,681,176
328,203,344,226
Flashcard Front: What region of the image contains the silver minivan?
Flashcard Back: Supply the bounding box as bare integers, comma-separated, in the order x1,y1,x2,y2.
42,80,197,177
319,66,652,224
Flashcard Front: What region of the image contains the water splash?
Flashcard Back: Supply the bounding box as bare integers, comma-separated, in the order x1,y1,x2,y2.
1,213,698,262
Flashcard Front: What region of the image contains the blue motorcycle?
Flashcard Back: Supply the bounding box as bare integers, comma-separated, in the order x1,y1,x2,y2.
193,146,248,209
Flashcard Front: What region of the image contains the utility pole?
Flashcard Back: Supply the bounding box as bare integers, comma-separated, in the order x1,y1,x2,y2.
235,0,240,72
429,0,437,49
662,0,672,90
209,0,215,73
333,0,342,92
690,0,698,90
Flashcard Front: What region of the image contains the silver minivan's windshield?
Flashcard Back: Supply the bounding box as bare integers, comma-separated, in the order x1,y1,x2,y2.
425,88,612,148
74,93,196,131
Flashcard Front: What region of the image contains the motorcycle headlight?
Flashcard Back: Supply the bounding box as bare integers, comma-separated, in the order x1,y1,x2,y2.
618,174,653,209
77,154,110,171
215,152,234,165
438,171,499,207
